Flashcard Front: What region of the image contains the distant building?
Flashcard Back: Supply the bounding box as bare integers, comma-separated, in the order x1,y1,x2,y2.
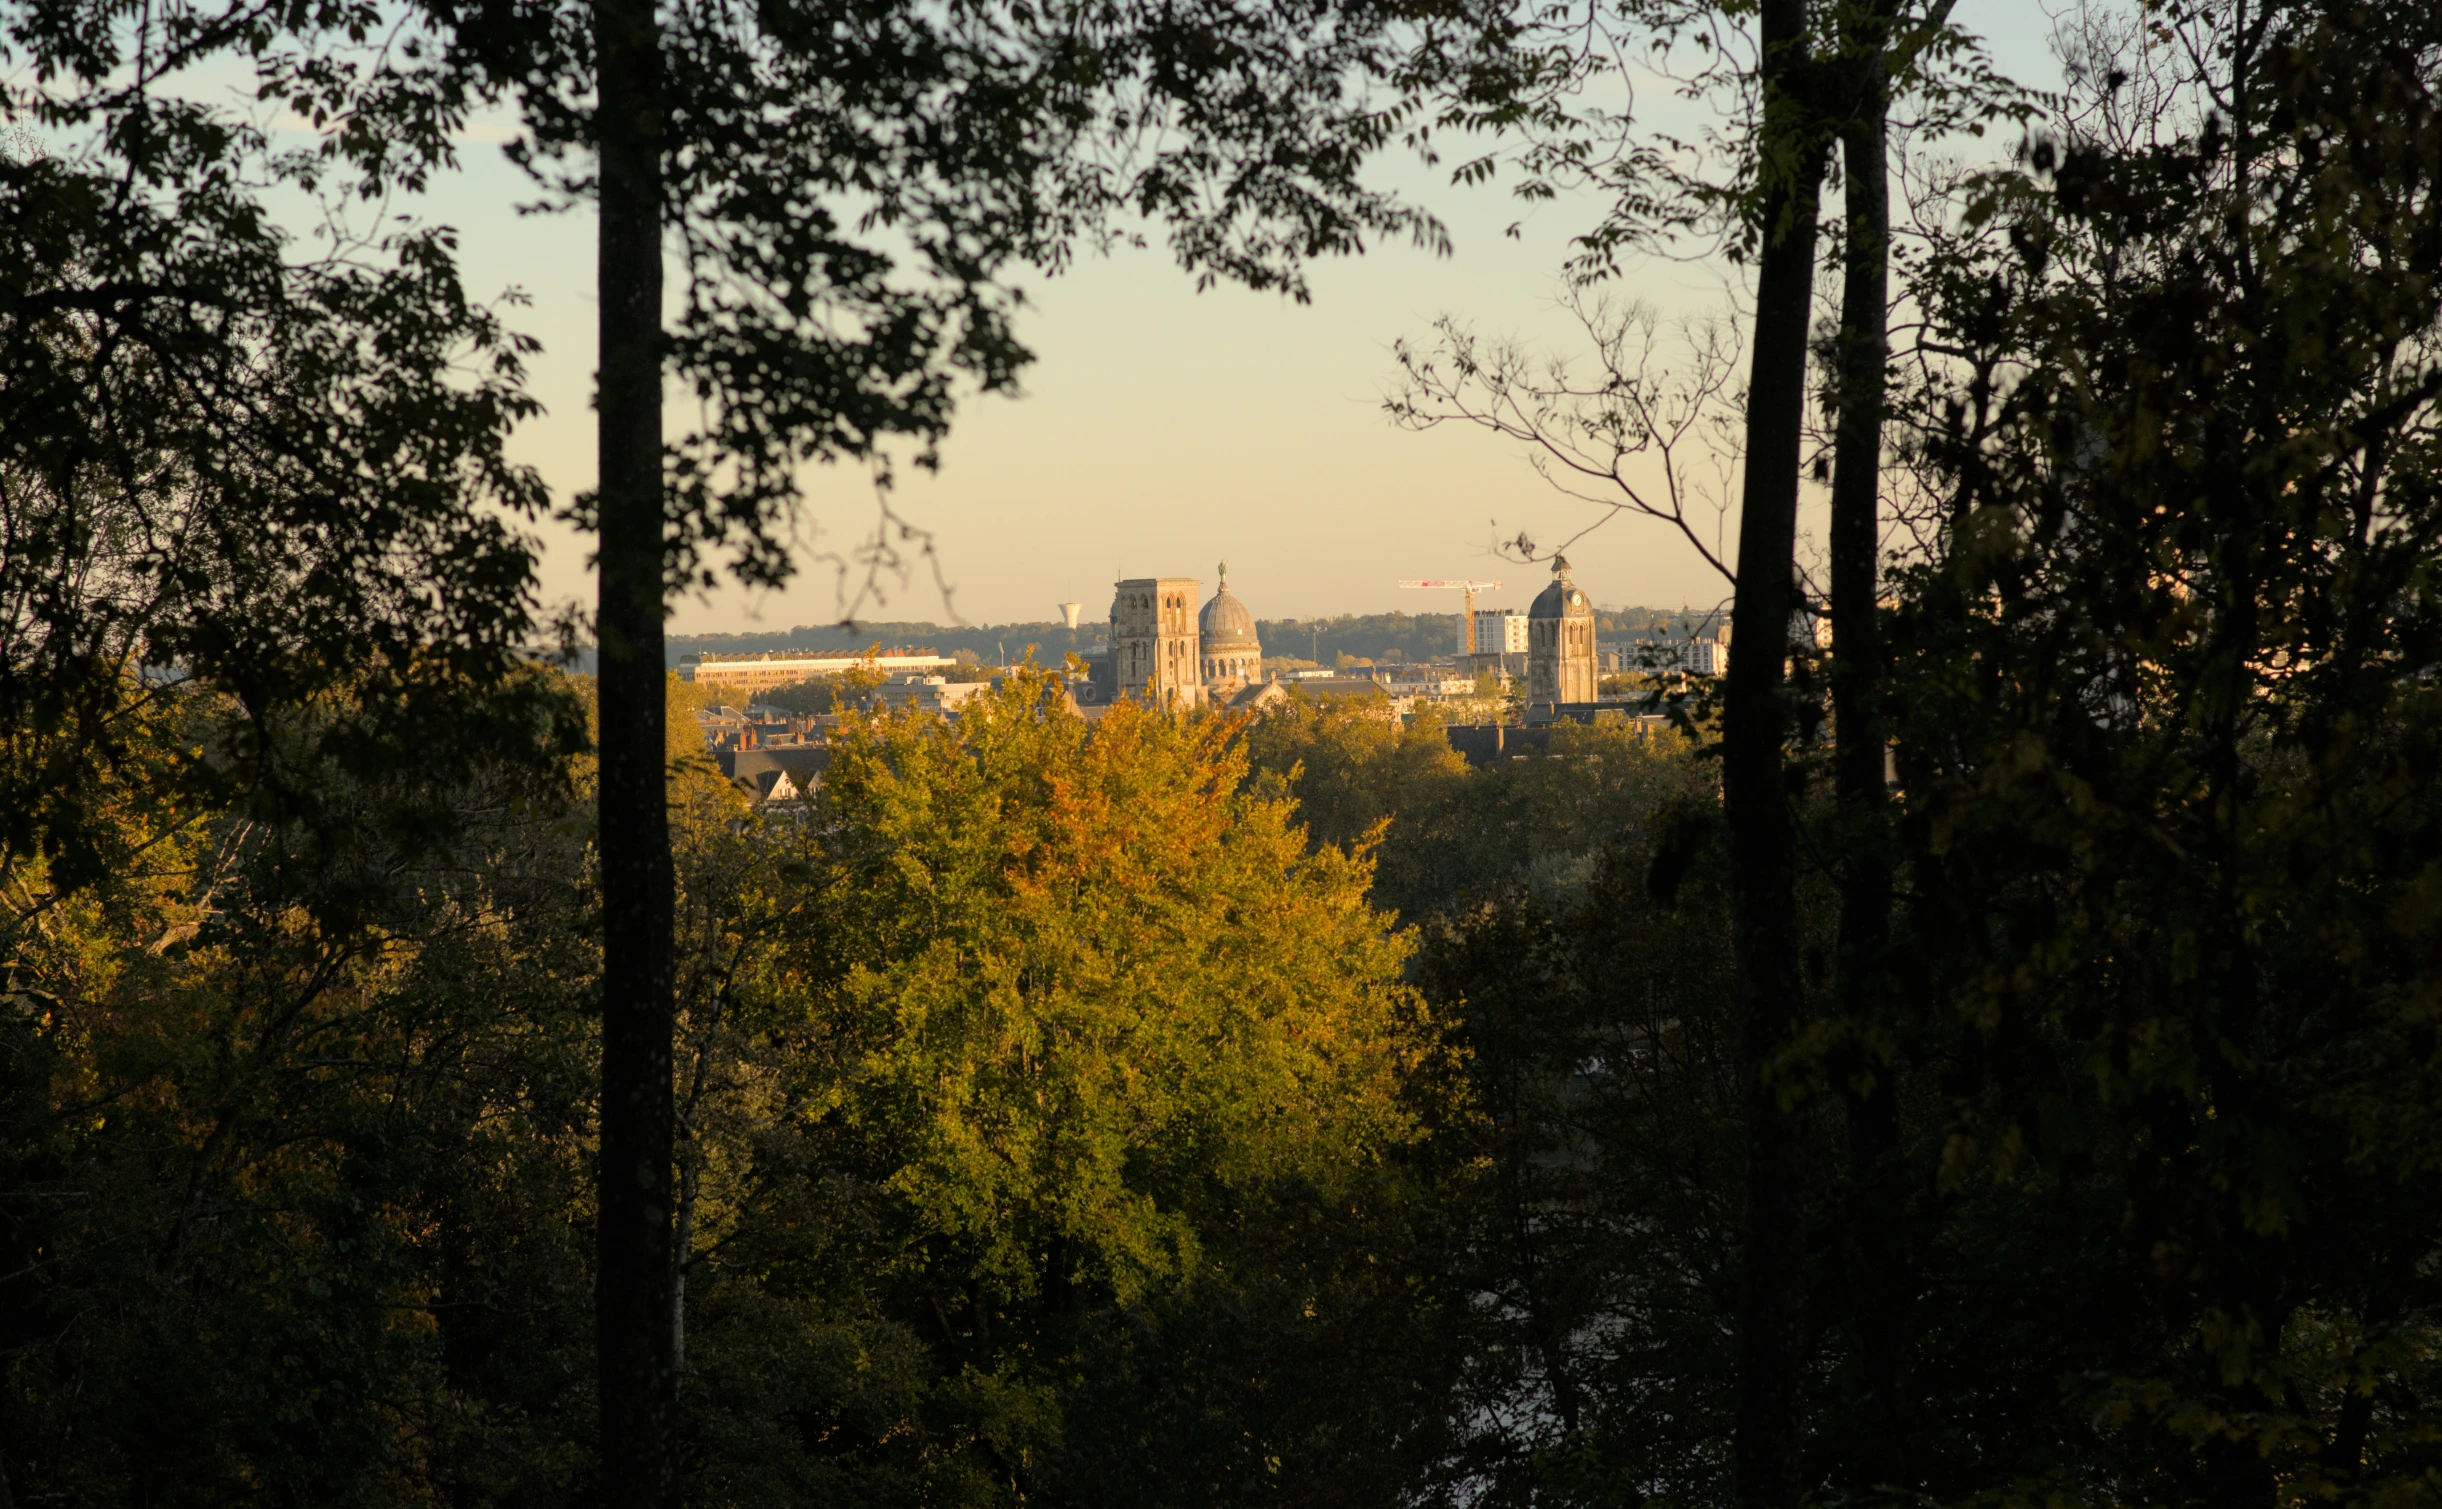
1226,680,1288,713
686,649,954,694
1525,557,1599,720
1628,635,1728,677
1241,677,1408,718
1096,566,1406,713
1386,665,1481,697
1070,647,1112,703
1285,674,1399,698
1460,650,1528,680
718,745,828,801
1197,564,1262,700
1444,724,1554,766
1110,576,1205,708
870,674,995,714
1471,609,1529,655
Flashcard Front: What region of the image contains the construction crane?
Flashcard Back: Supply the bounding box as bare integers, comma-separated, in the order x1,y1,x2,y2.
1399,579,1504,655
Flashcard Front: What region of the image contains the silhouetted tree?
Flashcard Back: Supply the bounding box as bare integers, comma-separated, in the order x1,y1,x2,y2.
1881,1,2442,1500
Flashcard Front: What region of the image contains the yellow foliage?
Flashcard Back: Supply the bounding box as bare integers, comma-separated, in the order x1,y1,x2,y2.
751,668,1434,1305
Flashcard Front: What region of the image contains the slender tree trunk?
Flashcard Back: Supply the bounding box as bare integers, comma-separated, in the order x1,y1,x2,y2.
1830,48,1893,1108
1829,32,1903,1492
593,0,678,1494
1725,6,1825,1508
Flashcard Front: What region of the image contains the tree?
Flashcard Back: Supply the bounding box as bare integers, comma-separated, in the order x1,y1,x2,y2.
1398,4,2026,1492
3,21,582,1497
2,669,1484,1505
1399,0,1836,1487
1404,800,1756,1507
785,677,1428,1299
0,677,601,1506
1878,0,2442,1499
1244,692,1754,1502
1243,694,1709,921
0,14,565,901
1388,294,1749,586
665,672,1458,1500
9,0,1530,1482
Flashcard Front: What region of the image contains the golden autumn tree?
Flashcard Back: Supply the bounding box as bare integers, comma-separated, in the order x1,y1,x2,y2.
646,669,1473,1502
750,670,1434,1306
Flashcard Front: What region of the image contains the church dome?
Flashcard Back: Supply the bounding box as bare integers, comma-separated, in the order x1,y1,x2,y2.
1198,568,1261,652
1530,555,1594,620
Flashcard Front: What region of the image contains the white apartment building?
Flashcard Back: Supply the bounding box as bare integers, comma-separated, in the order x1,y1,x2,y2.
1469,609,1530,655
1630,637,1728,676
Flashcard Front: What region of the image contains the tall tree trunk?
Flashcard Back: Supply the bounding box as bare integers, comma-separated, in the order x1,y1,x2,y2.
1830,43,1893,1115
592,0,679,1495
1829,26,1903,1492
1726,5,1826,1506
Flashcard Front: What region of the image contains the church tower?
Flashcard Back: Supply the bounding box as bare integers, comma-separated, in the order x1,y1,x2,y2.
1526,555,1598,719
1109,576,1204,708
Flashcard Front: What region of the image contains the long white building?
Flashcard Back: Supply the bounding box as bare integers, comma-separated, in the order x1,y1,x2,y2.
681,650,956,694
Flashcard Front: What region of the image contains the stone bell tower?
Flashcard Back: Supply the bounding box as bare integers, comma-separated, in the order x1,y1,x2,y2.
1526,555,1598,718
1109,576,1204,708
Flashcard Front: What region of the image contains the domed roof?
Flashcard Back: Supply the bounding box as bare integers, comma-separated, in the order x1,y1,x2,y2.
1529,556,1594,620
1199,564,1260,651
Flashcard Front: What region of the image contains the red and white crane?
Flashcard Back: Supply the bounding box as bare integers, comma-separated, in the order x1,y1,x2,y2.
1398,579,1505,655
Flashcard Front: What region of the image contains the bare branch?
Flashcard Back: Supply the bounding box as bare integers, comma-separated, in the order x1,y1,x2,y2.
1387,287,1744,587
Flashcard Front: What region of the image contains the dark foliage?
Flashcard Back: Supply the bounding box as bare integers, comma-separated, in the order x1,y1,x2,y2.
1866,1,2442,1500
0,3,575,892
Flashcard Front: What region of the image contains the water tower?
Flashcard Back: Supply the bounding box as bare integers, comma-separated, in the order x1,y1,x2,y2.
1058,601,1083,631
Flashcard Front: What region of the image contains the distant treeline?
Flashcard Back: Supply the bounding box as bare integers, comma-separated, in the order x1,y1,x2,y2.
661,606,1722,670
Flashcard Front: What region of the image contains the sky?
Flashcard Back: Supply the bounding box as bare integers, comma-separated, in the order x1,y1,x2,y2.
414,1,2061,633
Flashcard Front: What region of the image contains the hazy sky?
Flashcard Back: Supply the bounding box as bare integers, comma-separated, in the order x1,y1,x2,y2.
420,1,2057,633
